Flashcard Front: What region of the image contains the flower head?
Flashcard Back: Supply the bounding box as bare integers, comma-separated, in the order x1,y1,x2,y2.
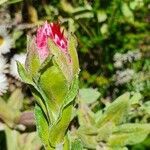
35,21,67,60
25,21,79,83
49,22,67,51
0,55,8,73
0,26,12,54
0,73,8,95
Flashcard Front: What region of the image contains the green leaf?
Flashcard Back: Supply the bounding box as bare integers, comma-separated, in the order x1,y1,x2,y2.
79,88,100,104
5,126,41,150
34,104,51,150
68,34,80,76
121,2,134,23
48,39,72,82
31,87,50,123
97,10,107,23
38,55,53,74
108,123,150,146
78,126,97,136
8,89,23,110
97,122,115,142
17,62,52,122
130,92,142,105
0,97,20,128
39,65,69,120
142,101,150,114
17,61,33,85
77,132,97,149
113,123,150,134
5,125,19,150
48,104,73,147
17,62,47,107
63,134,71,150
25,36,41,78
19,132,41,150
78,104,95,127
71,139,83,150
63,75,79,107
47,75,79,148
96,93,130,127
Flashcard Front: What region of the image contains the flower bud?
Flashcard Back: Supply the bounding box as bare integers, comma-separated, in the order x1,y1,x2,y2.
18,21,80,149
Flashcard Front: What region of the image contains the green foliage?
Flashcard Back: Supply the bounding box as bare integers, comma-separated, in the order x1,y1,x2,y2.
108,124,150,147
75,92,150,149
68,34,80,76
71,139,83,150
25,36,41,78
79,88,101,104
0,90,23,128
5,125,41,150
34,105,50,149
96,93,130,127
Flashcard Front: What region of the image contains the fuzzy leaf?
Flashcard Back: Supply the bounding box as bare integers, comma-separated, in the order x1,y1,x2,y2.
39,65,69,120
79,88,100,104
78,126,98,135
48,39,73,82
63,134,71,150
97,122,115,142
108,123,150,146
25,36,41,78
130,92,142,105
78,104,95,127
18,132,41,150
68,34,80,76
113,123,150,134
108,131,148,147
5,125,19,150
17,61,46,108
63,75,79,107
77,132,97,149
38,55,53,74
47,75,79,148
31,87,50,122
96,93,130,127
49,104,73,147
17,61,33,85
0,97,20,128
71,139,83,150
34,104,50,150
8,89,23,110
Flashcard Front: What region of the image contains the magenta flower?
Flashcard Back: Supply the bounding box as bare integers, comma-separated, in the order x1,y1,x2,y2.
36,21,68,60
